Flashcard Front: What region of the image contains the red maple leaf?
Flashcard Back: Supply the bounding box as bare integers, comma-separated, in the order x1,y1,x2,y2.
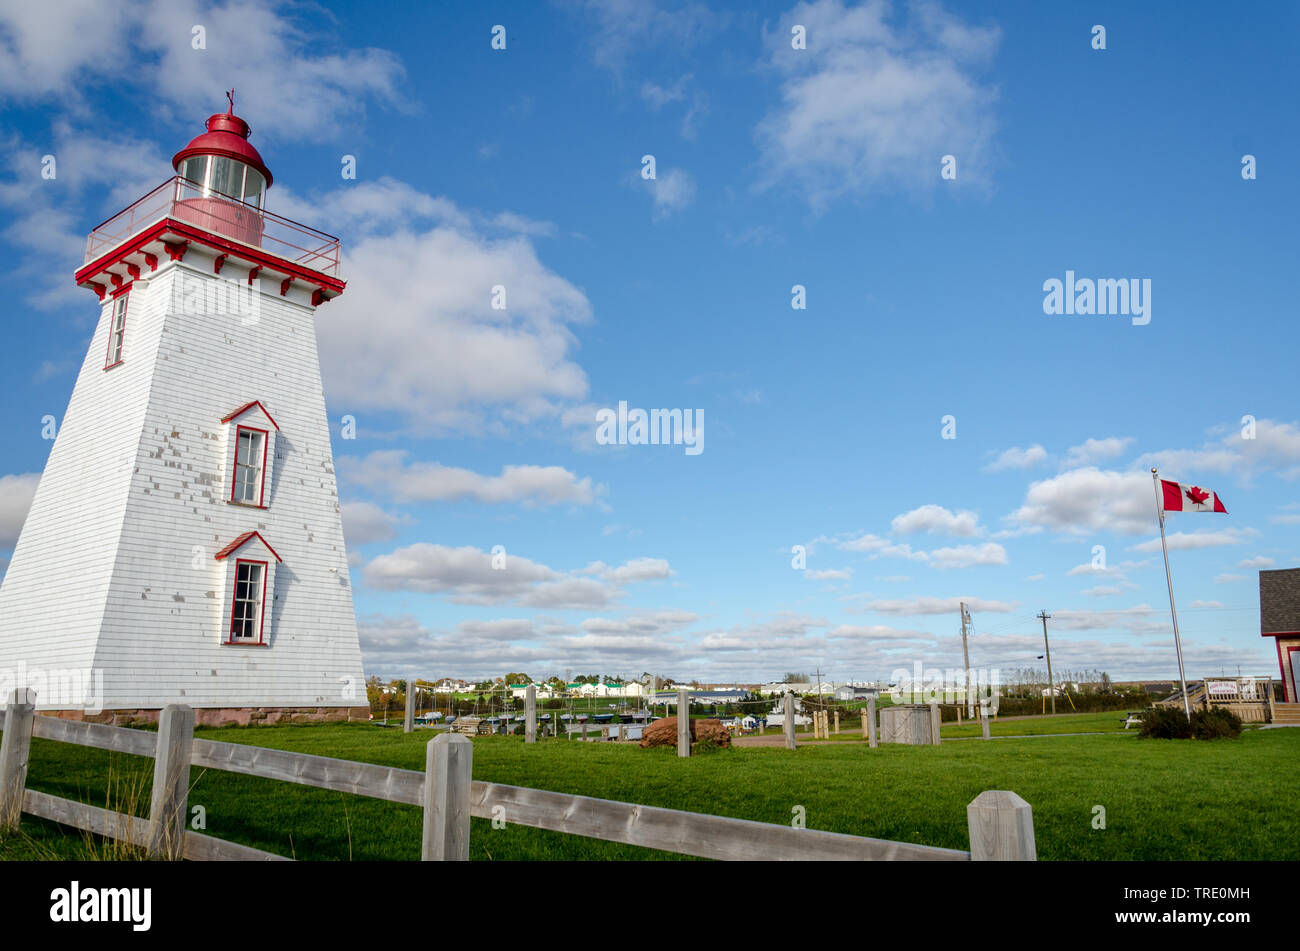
1184,486,1210,506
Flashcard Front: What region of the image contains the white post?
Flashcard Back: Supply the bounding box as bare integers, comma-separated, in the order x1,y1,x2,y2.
422,733,472,860
980,701,991,740
968,790,1036,860
1152,468,1192,720
866,696,877,748
677,689,690,757
929,702,941,745
147,703,195,859
525,685,536,744
0,688,36,832
783,692,796,750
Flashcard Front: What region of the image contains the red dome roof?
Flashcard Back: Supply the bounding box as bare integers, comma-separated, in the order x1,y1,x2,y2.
172,109,273,188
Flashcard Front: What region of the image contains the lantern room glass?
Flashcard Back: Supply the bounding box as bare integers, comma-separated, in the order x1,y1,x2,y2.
181,155,266,209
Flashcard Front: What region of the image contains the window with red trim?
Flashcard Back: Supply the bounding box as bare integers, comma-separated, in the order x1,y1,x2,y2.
105,294,127,368
228,559,267,643
231,426,267,505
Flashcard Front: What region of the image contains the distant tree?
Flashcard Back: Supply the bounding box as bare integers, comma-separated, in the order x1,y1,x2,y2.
1101,672,1112,693
503,672,532,685
783,672,810,683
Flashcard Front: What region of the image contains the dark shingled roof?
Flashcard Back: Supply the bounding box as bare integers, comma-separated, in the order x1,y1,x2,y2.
1260,568,1300,634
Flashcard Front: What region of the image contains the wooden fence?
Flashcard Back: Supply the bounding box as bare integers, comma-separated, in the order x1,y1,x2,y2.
0,692,1036,861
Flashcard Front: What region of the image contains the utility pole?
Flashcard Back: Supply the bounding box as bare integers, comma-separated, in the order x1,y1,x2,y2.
816,667,823,718
1038,611,1056,715
960,602,973,718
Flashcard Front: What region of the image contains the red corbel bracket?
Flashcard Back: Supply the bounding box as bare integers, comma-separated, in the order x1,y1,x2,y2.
143,252,159,272
214,253,228,275
163,240,188,261
109,272,123,288
247,265,262,287
90,282,106,300
127,263,141,280
311,288,325,307
280,277,293,297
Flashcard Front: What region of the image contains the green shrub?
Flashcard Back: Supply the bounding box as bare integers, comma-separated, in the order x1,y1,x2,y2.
1192,708,1243,740
690,738,728,755
1139,707,1193,739
1139,706,1243,740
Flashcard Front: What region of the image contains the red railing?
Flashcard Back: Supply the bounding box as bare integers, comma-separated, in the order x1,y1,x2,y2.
83,177,340,277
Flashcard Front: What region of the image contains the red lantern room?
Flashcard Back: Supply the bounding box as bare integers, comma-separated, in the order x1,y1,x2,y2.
75,91,344,305
170,92,273,246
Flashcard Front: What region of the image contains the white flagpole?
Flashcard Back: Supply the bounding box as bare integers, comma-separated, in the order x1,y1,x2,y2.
1152,468,1192,720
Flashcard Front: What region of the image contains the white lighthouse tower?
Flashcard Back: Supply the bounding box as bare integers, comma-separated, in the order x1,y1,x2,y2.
0,95,368,725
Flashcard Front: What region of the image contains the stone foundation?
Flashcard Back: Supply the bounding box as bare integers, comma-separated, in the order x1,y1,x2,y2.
39,706,371,728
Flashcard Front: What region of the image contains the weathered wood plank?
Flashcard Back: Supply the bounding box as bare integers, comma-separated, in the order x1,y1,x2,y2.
422,733,472,860
469,781,969,861
22,788,289,861
191,737,424,806
404,680,415,734
967,790,1036,861
0,690,36,831
147,704,194,859
31,714,158,758
866,697,878,748
783,692,796,750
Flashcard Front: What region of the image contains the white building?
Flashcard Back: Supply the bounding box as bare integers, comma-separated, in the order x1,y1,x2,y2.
0,101,367,725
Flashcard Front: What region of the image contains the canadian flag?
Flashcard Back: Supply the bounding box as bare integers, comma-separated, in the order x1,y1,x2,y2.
1161,479,1227,513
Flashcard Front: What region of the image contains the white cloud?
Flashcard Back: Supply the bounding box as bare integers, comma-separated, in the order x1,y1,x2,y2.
339,501,403,546
563,0,717,73
309,189,593,433
984,445,1047,472
826,624,933,641
1062,437,1134,468
340,451,602,506
756,0,1000,206
890,504,981,537
1190,600,1223,609
0,473,40,548
926,542,1007,569
1137,419,1300,481
645,167,696,219
855,596,1017,616
0,0,405,140
1214,573,1246,584
1011,468,1153,536
363,543,558,602
1129,529,1253,554
583,558,673,583
805,568,853,580
1236,556,1274,569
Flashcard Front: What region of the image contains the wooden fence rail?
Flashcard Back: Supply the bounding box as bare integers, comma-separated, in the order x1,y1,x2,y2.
0,693,1036,862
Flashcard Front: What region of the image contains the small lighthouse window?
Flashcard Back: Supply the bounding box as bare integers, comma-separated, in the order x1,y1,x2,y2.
105,294,127,368
232,427,265,504
209,156,244,202
230,560,265,642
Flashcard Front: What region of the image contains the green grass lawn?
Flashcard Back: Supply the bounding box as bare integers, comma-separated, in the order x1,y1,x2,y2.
2,721,1296,861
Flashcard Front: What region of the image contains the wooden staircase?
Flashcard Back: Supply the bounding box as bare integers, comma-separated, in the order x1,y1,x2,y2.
1272,703,1300,725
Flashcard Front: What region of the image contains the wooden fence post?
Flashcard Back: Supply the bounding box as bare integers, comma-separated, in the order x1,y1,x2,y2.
422,733,472,860
783,692,796,750
929,702,941,745
147,703,195,859
677,689,690,757
525,685,536,744
967,790,1036,860
0,688,36,832
866,697,877,748
404,680,415,734
980,702,991,740
833,711,840,735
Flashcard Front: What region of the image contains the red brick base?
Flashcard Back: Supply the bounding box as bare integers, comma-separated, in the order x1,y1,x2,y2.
39,706,371,728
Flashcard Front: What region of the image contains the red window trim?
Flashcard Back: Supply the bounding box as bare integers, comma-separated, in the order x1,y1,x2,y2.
104,291,129,370
229,424,270,507
221,399,280,431
226,557,269,646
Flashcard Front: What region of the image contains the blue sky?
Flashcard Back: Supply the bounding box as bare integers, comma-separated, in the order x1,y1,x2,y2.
1,0,1297,685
